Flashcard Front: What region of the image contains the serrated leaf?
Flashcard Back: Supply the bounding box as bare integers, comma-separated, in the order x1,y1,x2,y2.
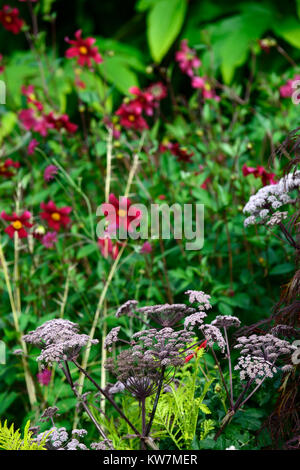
199,403,211,414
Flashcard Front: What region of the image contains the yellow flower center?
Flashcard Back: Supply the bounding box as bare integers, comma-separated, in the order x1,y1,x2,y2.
51,212,61,221
204,83,211,91
118,209,127,218
128,115,136,122
12,220,22,230
79,46,88,55
5,15,12,23
28,93,36,101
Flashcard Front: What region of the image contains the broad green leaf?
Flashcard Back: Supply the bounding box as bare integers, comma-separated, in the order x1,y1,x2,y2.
76,244,98,259
99,56,139,94
147,0,187,63
274,17,300,49
270,263,294,275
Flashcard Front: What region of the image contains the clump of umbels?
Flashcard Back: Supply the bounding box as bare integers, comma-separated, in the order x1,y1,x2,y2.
243,151,300,447
33,406,113,450
23,291,297,448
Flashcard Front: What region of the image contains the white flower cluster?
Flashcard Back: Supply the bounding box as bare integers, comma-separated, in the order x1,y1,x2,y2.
211,315,241,329
185,290,212,310
234,355,277,384
243,171,300,227
184,311,207,329
266,211,288,227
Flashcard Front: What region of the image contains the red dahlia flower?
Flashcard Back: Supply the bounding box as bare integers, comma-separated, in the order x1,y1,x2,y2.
159,142,194,163
129,86,155,116
65,30,103,67
40,201,72,231
242,164,276,186
45,112,78,133
0,5,24,34
0,159,20,177
1,210,33,238
101,193,142,232
19,108,50,137
115,102,148,131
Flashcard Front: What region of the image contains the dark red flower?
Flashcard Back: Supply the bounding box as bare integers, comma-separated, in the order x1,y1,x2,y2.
159,142,194,163
201,177,211,190
21,85,43,112
101,193,142,232
1,210,33,239
65,29,103,67
98,235,121,260
0,5,24,34
146,82,167,101
0,159,20,178
129,86,155,116
19,108,50,136
242,164,276,186
45,112,78,134
40,201,72,231
115,101,148,131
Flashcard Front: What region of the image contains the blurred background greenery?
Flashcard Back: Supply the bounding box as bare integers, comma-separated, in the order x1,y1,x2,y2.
2,0,300,86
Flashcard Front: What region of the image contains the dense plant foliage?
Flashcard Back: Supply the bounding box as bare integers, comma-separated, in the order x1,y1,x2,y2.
0,0,300,451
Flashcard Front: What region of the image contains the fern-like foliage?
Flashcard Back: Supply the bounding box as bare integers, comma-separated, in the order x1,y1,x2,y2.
152,353,215,449
0,420,49,450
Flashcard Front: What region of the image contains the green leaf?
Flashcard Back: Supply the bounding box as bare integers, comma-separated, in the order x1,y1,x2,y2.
0,392,17,415
99,56,139,94
273,17,300,49
269,263,294,275
76,244,98,259
147,0,187,63
199,403,211,414
218,302,233,316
